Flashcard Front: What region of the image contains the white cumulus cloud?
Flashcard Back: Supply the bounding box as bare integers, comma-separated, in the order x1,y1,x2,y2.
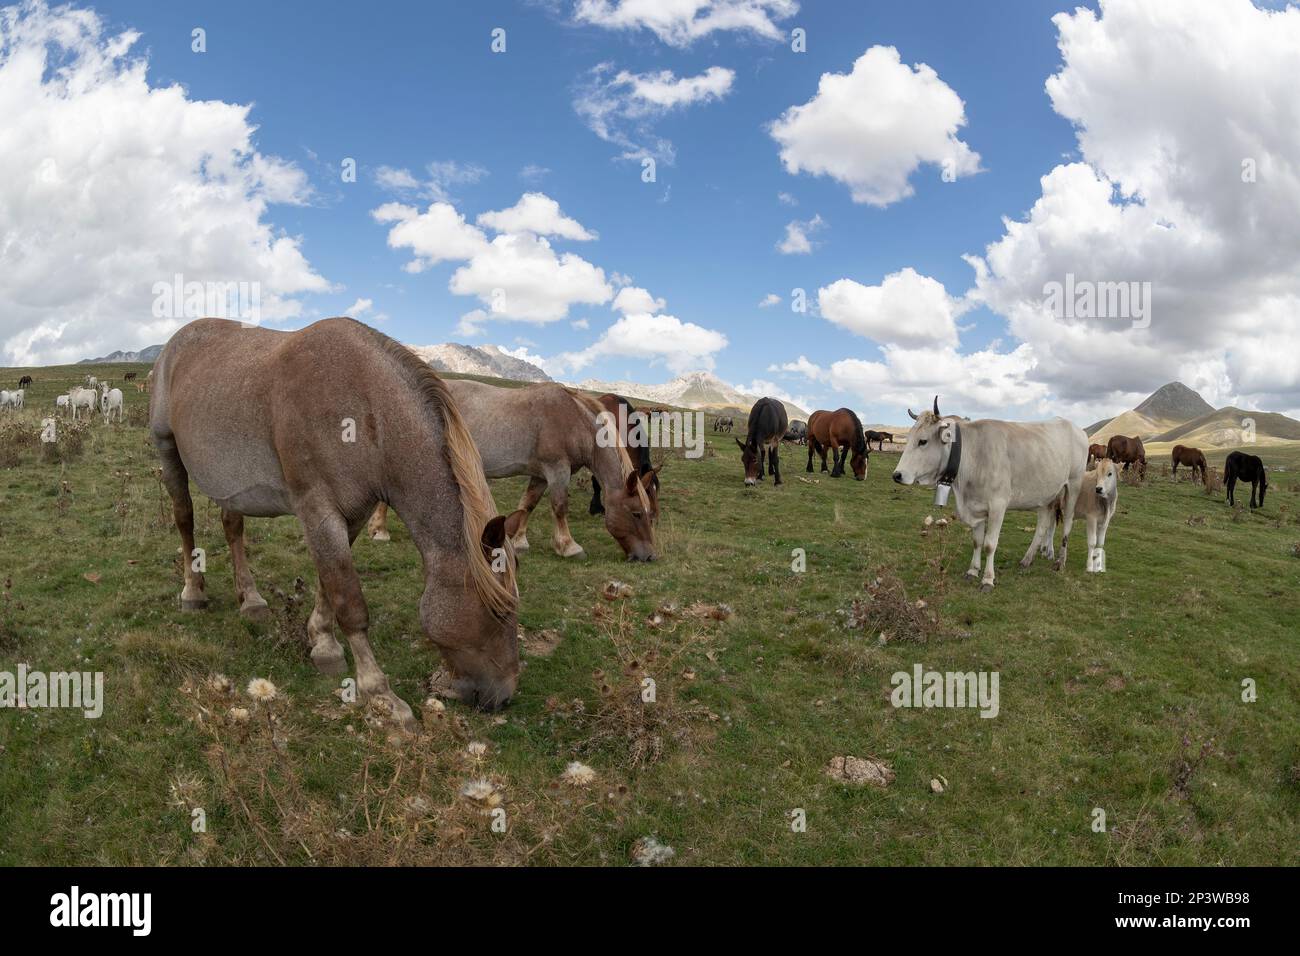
818,268,967,349
572,0,798,47
769,45,980,207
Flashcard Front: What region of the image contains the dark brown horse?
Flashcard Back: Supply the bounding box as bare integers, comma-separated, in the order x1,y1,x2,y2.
864,429,893,451
1087,442,1107,466
1105,434,1146,478
1224,450,1267,508
738,397,788,486
17,375,32,388
123,371,138,382
1171,444,1208,485
588,393,661,522
807,408,869,479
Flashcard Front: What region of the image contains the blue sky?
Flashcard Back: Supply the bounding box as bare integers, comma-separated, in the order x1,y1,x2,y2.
6,0,1300,422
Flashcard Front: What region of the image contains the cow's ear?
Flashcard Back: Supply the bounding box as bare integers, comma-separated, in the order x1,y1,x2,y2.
940,423,956,443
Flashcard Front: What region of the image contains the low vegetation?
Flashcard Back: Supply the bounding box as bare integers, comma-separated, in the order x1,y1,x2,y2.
0,363,1297,864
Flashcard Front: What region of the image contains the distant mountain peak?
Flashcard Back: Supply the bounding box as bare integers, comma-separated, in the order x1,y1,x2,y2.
78,344,164,364
1134,381,1215,423
405,342,551,383
571,369,808,420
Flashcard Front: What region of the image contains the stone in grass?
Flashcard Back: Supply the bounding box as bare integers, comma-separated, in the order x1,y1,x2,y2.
825,755,895,788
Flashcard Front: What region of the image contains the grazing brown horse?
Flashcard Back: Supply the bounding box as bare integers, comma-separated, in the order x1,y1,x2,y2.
150,317,523,728
1087,443,1107,466
807,408,869,479
588,392,661,523
17,374,32,388
1171,444,1208,485
738,397,788,485
369,380,657,560
123,371,138,382
1105,434,1146,478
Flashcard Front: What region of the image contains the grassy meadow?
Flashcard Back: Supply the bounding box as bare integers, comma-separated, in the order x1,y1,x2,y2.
1,362,1298,865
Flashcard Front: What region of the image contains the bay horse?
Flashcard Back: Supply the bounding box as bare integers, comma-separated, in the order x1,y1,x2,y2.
807,408,869,479
588,392,661,522
1087,443,1107,467
738,397,788,486
1224,450,1267,508
1171,444,1208,485
150,317,524,728
1105,434,1146,478
370,380,657,560
864,429,893,451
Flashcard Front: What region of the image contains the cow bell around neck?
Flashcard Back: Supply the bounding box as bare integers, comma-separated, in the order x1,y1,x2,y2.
934,420,962,507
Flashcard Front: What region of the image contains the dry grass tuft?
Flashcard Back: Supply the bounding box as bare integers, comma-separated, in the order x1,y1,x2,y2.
847,568,942,643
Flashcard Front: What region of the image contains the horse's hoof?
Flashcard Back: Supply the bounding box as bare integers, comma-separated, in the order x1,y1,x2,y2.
510,535,530,552
557,543,586,558
310,646,348,676
964,570,979,581
979,583,994,593
180,597,208,612
239,599,271,624
370,529,391,542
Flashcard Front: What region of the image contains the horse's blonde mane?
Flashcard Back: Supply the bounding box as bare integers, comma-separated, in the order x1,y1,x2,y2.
564,388,648,507
362,325,518,620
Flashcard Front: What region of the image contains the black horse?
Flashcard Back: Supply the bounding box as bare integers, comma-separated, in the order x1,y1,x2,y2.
17,375,32,388
1224,451,1267,508
864,429,894,451
737,397,789,486
589,393,661,518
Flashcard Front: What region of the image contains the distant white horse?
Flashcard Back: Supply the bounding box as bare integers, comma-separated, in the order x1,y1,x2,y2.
100,384,124,424
67,386,97,421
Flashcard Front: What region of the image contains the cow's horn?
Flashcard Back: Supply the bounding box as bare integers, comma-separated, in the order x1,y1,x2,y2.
907,408,918,421
933,395,940,417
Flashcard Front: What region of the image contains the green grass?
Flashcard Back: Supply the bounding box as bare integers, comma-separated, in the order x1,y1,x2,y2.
1,362,1298,865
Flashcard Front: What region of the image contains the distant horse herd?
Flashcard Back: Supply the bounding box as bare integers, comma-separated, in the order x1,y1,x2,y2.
48,315,1266,731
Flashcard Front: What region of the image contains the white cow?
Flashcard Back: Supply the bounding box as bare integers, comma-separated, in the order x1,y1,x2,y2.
56,394,70,414
893,396,1088,591
1056,457,1119,573
100,384,124,424
0,389,22,411
67,386,97,421
84,374,98,388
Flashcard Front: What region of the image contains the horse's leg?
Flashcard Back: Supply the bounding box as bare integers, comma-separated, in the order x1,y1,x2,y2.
1053,484,1080,572
1250,479,1259,509
806,440,815,473
546,467,584,558
511,476,547,551
156,434,207,611
771,444,782,486
588,475,605,516
965,519,986,581
307,579,346,675
978,504,1008,591
757,445,766,481
819,441,829,472
768,445,777,476
221,509,269,621
301,504,414,731
1226,472,1236,506
366,502,391,541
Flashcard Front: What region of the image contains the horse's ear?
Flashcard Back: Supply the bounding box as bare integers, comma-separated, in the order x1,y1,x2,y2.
624,470,640,496
735,437,746,450
481,515,508,556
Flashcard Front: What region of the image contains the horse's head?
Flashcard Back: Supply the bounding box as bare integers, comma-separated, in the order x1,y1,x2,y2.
422,510,525,711
737,437,762,485
602,469,657,561
893,397,955,486
850,443,869,480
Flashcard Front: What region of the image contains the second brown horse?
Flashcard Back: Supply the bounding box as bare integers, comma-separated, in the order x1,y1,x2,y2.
807,408,869,479
1171,444,1208,485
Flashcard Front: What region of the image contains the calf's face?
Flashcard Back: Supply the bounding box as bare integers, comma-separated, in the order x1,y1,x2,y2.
1095,460,1119,500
